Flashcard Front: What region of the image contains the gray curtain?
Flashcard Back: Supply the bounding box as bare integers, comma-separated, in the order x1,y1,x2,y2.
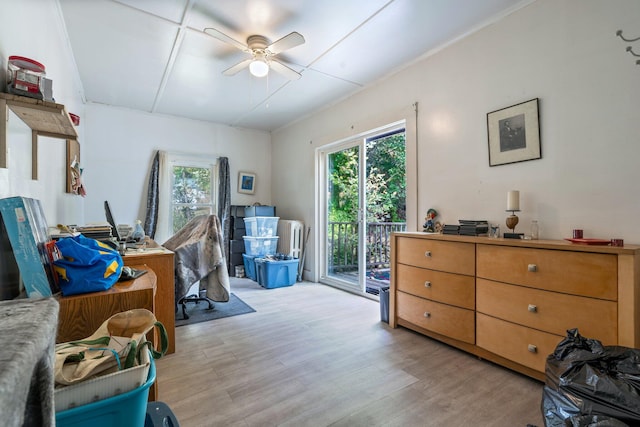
144,151,160,239
217,157,231,272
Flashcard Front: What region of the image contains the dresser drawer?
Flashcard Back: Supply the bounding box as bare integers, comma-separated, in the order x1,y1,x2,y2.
477,313,563,373
476,279,617,344
476,245,617,300
396,263,475,309
396,291,475,344
396,238,475,276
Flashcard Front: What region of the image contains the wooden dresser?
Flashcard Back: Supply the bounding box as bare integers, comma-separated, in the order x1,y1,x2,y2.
390,232,640,381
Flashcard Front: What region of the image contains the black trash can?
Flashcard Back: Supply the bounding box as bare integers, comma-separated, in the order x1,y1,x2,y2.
379,285,390,323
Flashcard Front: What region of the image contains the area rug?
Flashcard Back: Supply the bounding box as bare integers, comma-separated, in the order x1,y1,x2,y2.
175,293,255,327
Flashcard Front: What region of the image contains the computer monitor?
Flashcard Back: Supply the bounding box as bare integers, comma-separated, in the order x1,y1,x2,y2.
104,200,136,243
104,200,122,240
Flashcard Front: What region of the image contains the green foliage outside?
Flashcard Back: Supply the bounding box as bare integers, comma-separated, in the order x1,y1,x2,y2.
365,133,406,223
327,132,406,270
172,166,212,233
328,132,406,224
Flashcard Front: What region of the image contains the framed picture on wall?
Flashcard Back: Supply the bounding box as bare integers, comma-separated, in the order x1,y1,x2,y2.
238,171,256,194
487,98,541,166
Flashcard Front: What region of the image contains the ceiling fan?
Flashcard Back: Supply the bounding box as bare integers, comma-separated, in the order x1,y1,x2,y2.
204,28,305,80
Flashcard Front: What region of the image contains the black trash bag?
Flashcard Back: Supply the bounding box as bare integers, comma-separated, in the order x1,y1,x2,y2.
567,414,630,427
542,329,640,426
543,386,630,426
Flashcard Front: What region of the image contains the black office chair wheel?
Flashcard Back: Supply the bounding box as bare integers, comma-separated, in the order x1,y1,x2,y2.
178,293,215,320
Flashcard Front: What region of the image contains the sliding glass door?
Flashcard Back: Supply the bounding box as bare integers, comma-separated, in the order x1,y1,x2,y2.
319,125,406,296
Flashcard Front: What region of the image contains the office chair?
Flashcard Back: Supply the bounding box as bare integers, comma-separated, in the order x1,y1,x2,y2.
177,288,214,320
163,215,230,320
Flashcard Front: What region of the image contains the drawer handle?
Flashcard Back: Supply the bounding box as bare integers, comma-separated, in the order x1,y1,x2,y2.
528,344,537,353
425,250,432,258
528,304,537,313
528,264,538,272
424,312,431,318
424,281,432,288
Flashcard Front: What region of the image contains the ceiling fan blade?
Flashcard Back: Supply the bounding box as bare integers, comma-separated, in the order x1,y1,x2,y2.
267,32,305,55
269,59,302,80
204,27,250,52
223,58,253,76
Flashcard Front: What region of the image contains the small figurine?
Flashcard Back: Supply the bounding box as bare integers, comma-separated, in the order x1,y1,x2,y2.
423,208,438,232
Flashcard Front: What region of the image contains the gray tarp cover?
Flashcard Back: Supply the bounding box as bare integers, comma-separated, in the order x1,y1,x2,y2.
163,215,230,302
0,298,59,427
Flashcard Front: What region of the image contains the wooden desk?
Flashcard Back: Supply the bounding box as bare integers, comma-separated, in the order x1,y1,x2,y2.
56,267,156,343
123,242,176,354
56,267,158,400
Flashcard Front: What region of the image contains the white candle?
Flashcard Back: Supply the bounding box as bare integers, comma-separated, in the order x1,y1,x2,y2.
507,190,520,211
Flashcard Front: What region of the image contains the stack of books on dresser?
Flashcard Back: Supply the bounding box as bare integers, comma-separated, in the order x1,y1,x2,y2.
459,220,489,236
442,224,460,235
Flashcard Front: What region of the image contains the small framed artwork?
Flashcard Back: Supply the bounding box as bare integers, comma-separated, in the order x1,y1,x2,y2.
238,171,256,194
487,98,541,167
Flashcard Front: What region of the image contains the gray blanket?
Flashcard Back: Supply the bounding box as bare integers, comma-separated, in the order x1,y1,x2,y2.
0,298,59,427
163,215,230,302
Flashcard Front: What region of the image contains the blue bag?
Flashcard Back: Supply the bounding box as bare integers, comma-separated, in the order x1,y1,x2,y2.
53,235,123,296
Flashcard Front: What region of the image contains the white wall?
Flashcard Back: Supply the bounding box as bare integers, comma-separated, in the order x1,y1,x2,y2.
82,104,271,243
272,0,640,280
0,0,272,238
4,0,640,280
0,0,86,226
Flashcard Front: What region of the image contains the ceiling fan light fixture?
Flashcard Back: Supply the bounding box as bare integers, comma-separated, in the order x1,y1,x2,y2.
249,59,269,77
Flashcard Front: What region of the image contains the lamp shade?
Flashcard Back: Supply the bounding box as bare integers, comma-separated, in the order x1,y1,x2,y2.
507,190,520,211
249,59,269,77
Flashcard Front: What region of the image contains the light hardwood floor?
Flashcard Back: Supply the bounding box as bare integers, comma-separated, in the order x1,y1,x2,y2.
157,278,545,426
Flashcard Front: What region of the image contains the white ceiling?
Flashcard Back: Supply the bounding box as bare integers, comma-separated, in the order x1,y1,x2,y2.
58,0,530,132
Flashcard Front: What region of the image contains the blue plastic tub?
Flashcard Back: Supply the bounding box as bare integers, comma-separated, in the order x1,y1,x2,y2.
242,254,260,281
56,356,156,427
255,258,299,289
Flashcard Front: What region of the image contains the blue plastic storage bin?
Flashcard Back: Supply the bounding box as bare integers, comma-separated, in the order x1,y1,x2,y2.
56,356,156,427
242,253,259,281
255,258,299,289
244,205,275,217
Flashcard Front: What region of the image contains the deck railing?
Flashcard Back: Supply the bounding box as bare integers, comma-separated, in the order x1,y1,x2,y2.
328,221,406,272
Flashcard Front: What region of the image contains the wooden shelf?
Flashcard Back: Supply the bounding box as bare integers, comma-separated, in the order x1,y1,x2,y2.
0,92,78,184
0,92,77,139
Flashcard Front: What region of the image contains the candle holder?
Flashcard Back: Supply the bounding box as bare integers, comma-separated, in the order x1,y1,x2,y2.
504,210,524,239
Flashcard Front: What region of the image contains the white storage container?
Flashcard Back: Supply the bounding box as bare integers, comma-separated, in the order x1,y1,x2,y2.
243,216,279,237
54,346,151,412
243,236,279,256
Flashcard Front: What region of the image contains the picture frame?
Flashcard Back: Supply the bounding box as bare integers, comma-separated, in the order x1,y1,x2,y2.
238,171,256,194
487,98,541,167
